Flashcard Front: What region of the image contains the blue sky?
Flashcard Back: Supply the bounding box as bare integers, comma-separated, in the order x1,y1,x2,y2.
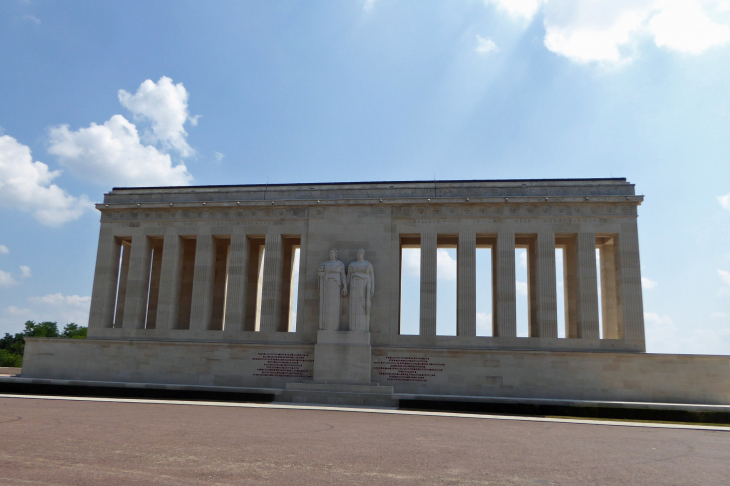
1,0,730,353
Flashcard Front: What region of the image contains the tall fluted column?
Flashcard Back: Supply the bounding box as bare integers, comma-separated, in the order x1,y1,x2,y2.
599,239,619,339
616,229,645,343
189,234,216,331
575,232,600,339
529,232,558,338
88,228,121,329
492,232,516,337
122,235,152,329
457,232,476,337
155,234,184,330
223,234,249,332
259,233,283,332
419,232,437,336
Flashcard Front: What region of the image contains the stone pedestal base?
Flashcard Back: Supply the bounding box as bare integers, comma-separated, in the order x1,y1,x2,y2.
313,330,372,384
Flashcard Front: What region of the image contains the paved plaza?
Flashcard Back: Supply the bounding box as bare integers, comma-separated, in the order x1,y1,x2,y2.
0,396,728,485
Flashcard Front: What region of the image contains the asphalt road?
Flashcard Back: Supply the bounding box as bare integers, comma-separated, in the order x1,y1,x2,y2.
0,396,728,485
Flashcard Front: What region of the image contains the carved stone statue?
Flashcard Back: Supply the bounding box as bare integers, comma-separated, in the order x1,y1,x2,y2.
347,249,375,332
318,249,347,330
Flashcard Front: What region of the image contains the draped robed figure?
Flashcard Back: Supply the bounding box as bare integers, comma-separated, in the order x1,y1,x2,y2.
318,249,347,330
347,249,375,332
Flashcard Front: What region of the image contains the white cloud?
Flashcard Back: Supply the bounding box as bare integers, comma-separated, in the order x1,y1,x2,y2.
475,35,498,54
214,151,225,162
27,293,91,325
516,280,528,295
118,77,196,157
22,14,41,24
718,193,730,210
476,312,492,333
718,269,730,286
48,114,193,187
48,77,195,188
0,134,92,226
5,306,30,316
19,265,31,278
0,245,8,254
364,0,377,12
641,277,657,289
402,248,421,277
437,249,457,280
0,270,17,287
491,0,730,64
644,311,674,326
486,0,546,20
711,311,728,318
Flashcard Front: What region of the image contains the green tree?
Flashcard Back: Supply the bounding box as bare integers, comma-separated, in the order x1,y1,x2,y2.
0,320,87,368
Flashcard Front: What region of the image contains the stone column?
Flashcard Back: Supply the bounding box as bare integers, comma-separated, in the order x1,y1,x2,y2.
155,234,184,330
122,235,152,330
492,232,516,337
599,239,619,339
528,232,558,338
259,233,283,332
88,228,121,329
189,234,216,331
615,229,645,343
574,232,600,339
144,239,164,329
223,234,249,332
419,232,437,336
457,232,476,337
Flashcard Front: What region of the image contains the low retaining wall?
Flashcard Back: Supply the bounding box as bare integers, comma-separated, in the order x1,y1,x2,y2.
21,338,730,405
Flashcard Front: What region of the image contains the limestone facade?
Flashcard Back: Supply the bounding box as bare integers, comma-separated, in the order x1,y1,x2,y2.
86,178,646,351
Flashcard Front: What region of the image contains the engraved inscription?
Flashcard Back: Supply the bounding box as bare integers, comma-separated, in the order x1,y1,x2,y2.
373,356,445,382
252,352,314,378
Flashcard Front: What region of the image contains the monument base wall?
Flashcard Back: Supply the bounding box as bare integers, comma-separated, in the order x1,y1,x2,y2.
21,338,730,405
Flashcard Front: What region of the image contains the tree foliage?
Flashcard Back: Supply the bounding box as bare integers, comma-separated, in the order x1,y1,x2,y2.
0,320,87,367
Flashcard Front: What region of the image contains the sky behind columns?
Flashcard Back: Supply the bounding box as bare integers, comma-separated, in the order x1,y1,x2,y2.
1,0,730,353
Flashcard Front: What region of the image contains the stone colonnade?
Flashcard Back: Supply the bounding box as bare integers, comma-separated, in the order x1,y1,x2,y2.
88,229,301,333
411,231,644,341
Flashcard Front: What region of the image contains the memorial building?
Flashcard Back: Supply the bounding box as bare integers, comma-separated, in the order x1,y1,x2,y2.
21,179,730,406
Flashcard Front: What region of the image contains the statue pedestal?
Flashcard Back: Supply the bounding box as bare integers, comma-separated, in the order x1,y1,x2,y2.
312,330,372,384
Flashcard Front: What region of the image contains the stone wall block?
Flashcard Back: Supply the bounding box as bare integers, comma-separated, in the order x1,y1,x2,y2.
260,233,284,332
492,232,516,337
420,232,437,336
122,235,153,330
457,232,476,337
88,228,121,329
189,234,217,331
223,234,249,332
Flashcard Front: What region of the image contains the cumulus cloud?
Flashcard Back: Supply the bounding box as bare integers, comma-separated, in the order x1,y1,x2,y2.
214,151,225,162
718,193,730,209
487,0,546,20
118,77,196,157
644,310,730,354
0,245,8,254
516,280,528,295
718,269,730,286
49,115,193,187
402,248,421,277
27,293,91,325
711,311,728,318
437,249,457,280
0,270,17,287
48,77,195,188
476,312,492,333
475,35,498,54
491,0,730,64
0,134,92,226
641,277,657,289
19,265,31,278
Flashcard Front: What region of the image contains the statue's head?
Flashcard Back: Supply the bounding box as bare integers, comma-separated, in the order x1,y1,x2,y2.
329,248,338,261
356,248,365,261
